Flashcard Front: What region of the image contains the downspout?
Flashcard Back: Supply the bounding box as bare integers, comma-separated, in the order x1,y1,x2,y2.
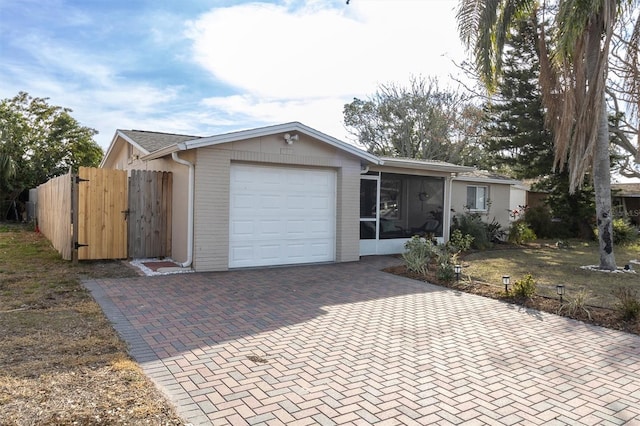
444,173,459,242
171,151,194,268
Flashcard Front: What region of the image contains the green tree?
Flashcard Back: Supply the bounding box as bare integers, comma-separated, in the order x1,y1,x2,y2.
0,92,103,204
343,76,486,165
0,153,16,181
482,16,554,179
457,0,640,270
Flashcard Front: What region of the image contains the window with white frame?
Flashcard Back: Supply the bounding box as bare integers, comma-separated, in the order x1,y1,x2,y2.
466,185,488,211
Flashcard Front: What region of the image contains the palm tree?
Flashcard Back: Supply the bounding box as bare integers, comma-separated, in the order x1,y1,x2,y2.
457,0,639,270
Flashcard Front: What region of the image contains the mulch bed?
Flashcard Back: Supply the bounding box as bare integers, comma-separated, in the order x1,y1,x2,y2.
384,264,640,336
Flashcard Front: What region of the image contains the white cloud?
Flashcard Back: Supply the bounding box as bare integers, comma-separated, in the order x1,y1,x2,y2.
186,0,465,99
200,93,353,140
183,0,466,141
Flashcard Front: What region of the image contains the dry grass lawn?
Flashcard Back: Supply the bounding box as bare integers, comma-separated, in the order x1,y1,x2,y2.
0,224,184,425
461,240,640,309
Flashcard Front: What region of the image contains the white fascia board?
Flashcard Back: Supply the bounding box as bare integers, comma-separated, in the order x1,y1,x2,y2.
457,176,522,185
100,130,150,168
140,144,181,161
99,132,121,168
380,158,475,174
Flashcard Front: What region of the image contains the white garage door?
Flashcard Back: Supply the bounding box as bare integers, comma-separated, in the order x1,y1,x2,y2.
229,163,336,268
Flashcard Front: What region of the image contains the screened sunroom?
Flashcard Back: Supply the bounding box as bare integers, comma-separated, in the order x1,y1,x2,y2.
358,158,473,256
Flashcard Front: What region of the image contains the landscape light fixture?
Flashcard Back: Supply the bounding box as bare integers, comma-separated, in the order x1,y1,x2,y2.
502,275,510,294
556,284,565,303
454,264,461,281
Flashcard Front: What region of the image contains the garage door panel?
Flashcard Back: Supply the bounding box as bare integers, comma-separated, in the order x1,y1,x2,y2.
259,245,280,260
260,194,282,210
285,243,306,258
285,219,306,236
230,220,254,236
260,219,281,236
230,245,254,264
310,242,331,257
311,195,331,210
310,218,331,234
229,164,336,268
231,193,254,209
286,194,307,210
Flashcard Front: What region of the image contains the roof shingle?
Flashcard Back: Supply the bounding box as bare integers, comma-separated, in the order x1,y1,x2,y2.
119,130,201,153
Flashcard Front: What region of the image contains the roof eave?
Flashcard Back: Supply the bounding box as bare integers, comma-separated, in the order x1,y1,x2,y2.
378,158,474,174
100,130,151,168
457,176,521,185
140,143,184,161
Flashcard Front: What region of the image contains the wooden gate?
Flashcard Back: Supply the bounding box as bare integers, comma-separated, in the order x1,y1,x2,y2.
127,170,172,259
37,167,172,261
75,167,128,260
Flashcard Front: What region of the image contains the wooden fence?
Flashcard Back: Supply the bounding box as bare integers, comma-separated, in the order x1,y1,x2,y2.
35,167,172,261
128,170,172,258
36,172,73,260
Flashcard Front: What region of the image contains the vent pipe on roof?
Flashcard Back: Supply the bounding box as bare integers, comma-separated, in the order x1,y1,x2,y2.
171,152,194,268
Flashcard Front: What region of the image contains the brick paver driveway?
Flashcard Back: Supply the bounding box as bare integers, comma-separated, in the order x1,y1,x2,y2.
85,256,640,425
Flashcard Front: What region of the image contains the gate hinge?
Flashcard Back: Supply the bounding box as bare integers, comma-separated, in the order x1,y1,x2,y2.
74,242,89,250
74,176,90,184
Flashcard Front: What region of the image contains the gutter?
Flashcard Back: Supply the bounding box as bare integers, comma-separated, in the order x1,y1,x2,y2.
171,149,194,268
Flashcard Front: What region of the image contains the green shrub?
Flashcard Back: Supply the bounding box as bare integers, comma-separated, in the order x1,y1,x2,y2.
486,218,506,243
613,287,640,321
452,213,491,250
508,220,537,245
436,261,456,282
447,229,474,253
557,287,592,320
524,205,554,238
512,274,536,299
402,236,437,275
612,218,639,246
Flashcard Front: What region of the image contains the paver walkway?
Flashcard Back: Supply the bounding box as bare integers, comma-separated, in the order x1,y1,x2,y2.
84,256,640,425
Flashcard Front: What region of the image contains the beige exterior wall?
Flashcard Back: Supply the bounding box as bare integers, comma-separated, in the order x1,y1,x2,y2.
101,136,191,263
192,133,363,272
451,180,512,232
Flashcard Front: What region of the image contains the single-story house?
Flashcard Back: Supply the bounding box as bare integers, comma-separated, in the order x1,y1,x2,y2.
101,122,521,271
612,183,640,226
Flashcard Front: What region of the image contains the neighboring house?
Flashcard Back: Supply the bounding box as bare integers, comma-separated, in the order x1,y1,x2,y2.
612,183,640,226
101,122,521,271
453,169,522,225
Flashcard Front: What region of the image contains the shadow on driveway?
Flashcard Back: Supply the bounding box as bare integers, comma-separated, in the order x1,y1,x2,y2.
85,256,640,425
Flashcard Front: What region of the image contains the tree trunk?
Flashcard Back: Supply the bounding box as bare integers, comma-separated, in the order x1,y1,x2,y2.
593,95,617,270
587,13,616,271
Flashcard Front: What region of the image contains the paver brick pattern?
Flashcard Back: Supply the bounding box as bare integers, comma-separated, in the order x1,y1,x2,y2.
85,257,640,425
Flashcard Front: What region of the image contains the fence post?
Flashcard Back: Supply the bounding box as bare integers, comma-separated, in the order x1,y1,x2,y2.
71,173,79,264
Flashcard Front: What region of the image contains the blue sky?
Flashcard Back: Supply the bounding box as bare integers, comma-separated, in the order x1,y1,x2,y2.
0,0,466,150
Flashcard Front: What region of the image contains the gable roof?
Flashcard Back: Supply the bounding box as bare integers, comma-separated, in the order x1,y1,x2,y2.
100,129,203,167
119,130,202,153
140,122,383,165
